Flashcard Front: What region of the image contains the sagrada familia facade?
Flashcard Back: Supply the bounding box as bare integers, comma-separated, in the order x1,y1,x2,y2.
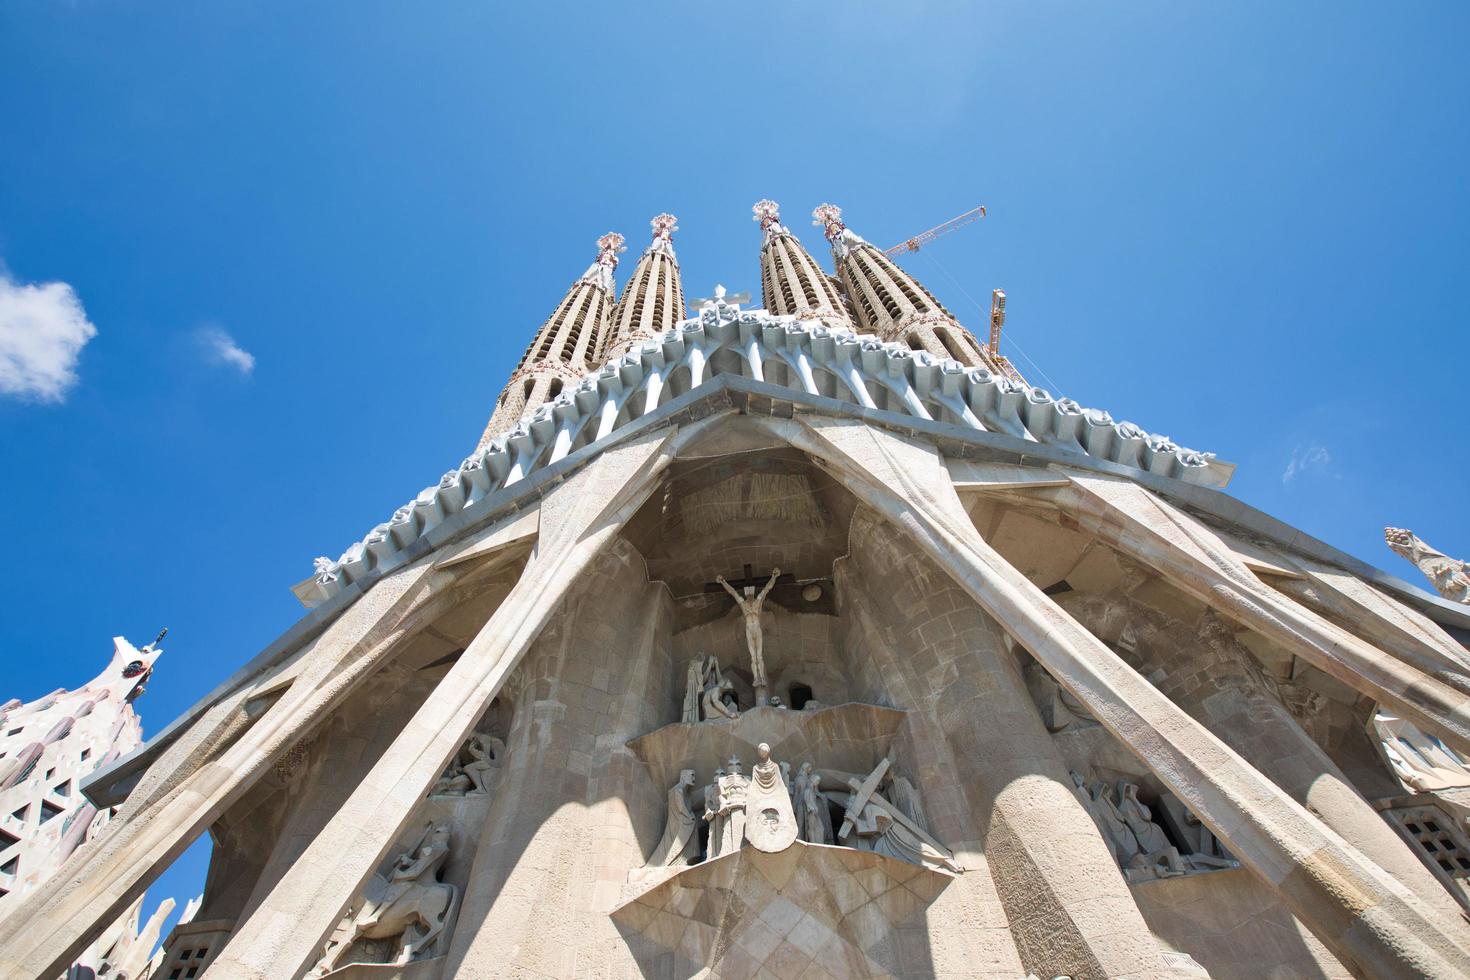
4,202,1470,979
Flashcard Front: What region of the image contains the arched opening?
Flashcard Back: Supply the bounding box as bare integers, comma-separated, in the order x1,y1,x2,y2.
935,328,968,363
547,378,563,402
788,683,814,710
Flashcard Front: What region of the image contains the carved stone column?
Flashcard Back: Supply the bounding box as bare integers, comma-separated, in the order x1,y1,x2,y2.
762,415,1470,978
1062,593,1463,921
1049,475,1470,755
0,558,442,980
842,511,1163,978
208,428,682,980
445,540,674,977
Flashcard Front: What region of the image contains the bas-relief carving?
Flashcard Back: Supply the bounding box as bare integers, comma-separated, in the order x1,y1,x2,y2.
311,822,458,975
1386,527,1470,605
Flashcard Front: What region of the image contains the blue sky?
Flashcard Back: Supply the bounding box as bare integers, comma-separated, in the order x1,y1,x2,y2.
2,0,1467,948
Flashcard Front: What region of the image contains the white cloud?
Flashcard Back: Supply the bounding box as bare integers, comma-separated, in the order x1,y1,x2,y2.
195,324,255,376
1282,444,1331,484
0,270,98,403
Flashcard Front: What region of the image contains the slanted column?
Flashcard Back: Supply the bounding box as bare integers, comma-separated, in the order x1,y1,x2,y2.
208,427,684,980
445,540,673,977
1048,475,1470,755
1062,593,1464,921
0,559,444,980
765,415,1470,979
842,512,1165,978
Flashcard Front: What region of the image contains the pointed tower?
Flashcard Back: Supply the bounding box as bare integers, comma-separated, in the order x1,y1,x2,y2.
478,233,624,449
752,200,852,327
600,213,685,362
813,203,1006,373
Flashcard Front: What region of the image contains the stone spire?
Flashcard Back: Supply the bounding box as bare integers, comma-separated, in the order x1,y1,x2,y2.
812,203,999,371
478,232,625,449
600,213,686,362
752,200,852,328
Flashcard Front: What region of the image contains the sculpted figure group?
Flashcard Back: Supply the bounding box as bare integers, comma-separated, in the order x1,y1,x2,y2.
648,750,961,874
312,822,458,975
682,654,739,723
1071,770,1238,882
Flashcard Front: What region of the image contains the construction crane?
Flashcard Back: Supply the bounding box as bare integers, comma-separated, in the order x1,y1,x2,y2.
882,204,1026,384
883,205,986,258
988,289,1026,384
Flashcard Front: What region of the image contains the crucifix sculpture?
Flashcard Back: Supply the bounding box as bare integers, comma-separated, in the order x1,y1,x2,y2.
715,566,781,706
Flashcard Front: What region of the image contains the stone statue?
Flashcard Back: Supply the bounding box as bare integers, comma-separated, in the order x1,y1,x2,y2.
836,760,962,873
1024,660,1096,733
701,677,739,720
1113,781,1186,881
883,763,928,832
792,762,812,831
1157,792,1239,870
801,772,829,845
717,568,781,703
715,757,750,856
1071,771,1117,863
431,733,504,797
703,768,727,860
681,654,721,723
1088,780,1142,866
838,775,962,873
744,743,798,852
313,822,458,974
1385,527,1470,604
646,769,700,867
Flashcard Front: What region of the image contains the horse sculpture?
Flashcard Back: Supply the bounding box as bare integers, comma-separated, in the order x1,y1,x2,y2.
311,821,458,975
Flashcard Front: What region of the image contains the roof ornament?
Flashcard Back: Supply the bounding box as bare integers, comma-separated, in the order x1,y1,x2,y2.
645,213,678,259
692,283,751,311
578,232,626,291
812,203,846,244
650,213,678,241
753,200,782,232
596,232,626,270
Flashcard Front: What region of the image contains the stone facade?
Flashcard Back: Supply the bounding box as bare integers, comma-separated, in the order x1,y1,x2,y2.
10,222,1470,980
0,634,180,979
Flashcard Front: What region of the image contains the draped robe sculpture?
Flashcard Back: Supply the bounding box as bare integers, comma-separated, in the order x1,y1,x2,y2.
647,769,700,867
744,742,798,852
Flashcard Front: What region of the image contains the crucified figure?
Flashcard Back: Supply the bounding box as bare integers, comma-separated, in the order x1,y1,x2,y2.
718,568,780,702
